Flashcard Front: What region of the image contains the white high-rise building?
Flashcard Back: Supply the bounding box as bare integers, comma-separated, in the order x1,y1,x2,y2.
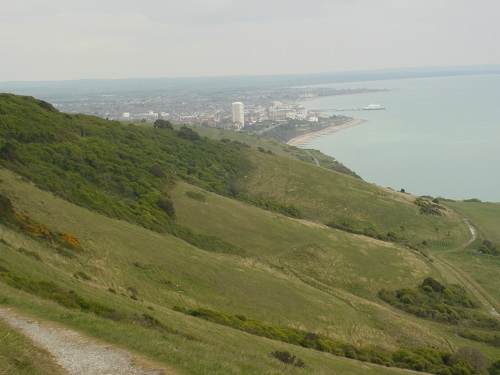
232,102,244,129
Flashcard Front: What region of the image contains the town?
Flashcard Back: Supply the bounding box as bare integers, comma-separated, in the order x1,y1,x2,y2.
45,85,385,137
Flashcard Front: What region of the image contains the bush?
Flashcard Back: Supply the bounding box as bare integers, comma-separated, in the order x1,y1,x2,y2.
378,278,496,329
0,193,16,224
185,191,206,202
17,248,42,262
414,198,444,216
153,119,173,130
270,351,305,368
489,360,500,375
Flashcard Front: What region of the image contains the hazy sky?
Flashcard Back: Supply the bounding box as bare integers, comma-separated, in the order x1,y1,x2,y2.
2,0,500,82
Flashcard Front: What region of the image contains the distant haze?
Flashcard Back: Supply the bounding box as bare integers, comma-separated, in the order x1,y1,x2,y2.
1,0,500,82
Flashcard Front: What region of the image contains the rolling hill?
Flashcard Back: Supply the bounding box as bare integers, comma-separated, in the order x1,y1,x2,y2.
0,93,498,374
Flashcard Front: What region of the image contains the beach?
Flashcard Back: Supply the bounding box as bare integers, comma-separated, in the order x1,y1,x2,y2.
286,119,366,148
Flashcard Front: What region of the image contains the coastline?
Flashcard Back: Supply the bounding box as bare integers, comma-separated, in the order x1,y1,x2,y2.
286,119,366,148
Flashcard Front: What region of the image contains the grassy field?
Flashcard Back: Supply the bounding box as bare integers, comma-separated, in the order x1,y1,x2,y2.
237,151,469,250
0,168,465,374
0,97,498,374
1,165,499,374
446,201,500,244
438,201,500,305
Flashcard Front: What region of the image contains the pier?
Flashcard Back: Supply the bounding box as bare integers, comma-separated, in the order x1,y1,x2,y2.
309,107,368,112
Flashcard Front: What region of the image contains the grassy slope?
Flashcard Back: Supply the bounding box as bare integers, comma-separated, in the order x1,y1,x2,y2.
0,96,497,373
237,151,469,249
0,168,455,375
1,166,498,370
440,201,500,304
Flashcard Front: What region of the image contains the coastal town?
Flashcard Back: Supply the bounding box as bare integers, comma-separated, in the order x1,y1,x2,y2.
40,84,385,144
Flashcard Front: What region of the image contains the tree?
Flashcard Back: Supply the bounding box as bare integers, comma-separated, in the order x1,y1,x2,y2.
177,126,201,141
154,119,173,130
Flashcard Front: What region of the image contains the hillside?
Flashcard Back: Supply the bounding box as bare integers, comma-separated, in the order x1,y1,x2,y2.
0,94,499,374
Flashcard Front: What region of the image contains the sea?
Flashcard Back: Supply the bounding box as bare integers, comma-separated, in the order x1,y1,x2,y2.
300,74,500,202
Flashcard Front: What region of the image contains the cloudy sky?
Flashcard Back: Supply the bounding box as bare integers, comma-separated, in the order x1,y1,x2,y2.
2,0,500,82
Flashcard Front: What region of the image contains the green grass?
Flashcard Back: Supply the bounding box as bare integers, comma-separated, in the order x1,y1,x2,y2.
0,94,498,373
172,182,436,299
446,201,500,244
0,317,66,375
2,167,499,373
236,151,468,250
440,201,500,306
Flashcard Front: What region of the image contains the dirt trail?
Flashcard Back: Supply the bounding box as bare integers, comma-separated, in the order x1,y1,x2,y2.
0,308,175,375
431,219,499,319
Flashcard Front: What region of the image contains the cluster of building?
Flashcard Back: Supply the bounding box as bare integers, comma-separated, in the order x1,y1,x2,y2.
47,86,383,132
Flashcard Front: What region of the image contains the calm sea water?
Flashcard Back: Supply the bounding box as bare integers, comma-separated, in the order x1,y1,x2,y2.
300,74,500,202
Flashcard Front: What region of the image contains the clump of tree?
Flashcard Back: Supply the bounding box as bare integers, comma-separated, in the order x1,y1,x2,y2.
478,240,499,256
153,119,173,129
177,125,201,141
379,278,499,330
393,346,488,374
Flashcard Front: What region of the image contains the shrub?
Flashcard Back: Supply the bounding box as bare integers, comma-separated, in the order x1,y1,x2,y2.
378,279,496,329
73,271,91,281
414,198,443,216
270,351,305,368
0,193,16,224
17,247,42,262
177,126,201,141
185,191,206,202
153,119,173,130
489,360,500,375
449,347,487,373
59,232,83,250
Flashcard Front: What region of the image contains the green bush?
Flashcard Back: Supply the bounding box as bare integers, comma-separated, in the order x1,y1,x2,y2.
270,351,305,368
378,278,497,330
0,193,16,224
414,198,444,216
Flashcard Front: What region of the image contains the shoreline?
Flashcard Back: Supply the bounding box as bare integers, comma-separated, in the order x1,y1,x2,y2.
286,119,366,148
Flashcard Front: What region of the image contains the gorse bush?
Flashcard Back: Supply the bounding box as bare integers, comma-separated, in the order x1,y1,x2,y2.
16,214,83,251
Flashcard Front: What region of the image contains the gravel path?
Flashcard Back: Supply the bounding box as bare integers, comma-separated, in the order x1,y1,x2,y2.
0,308,174,375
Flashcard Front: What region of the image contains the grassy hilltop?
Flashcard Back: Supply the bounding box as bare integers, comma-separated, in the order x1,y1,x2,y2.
0,93,499,374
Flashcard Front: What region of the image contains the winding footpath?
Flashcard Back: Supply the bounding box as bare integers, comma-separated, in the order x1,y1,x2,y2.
431,219,499,319
0,308,174,375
